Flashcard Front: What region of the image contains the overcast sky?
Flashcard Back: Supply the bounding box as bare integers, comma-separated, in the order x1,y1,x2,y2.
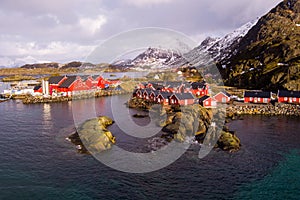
0,0,282,67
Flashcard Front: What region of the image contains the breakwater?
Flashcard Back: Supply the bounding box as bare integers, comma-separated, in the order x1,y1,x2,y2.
227,103,300,117
22,90,127,104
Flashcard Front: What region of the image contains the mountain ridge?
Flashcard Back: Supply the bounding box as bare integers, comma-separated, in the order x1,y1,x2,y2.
219,0,300,90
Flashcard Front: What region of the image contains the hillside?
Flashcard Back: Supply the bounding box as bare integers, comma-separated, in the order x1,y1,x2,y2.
220,0,300,90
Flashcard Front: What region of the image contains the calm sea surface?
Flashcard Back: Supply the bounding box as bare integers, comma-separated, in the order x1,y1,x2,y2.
0,97,299,200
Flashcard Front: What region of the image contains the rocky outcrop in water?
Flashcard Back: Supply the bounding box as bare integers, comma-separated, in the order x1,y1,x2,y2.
67,116,116,154
150,103,241,152
127,97,154,110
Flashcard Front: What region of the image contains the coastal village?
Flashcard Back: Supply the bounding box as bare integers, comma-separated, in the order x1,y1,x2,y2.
1,74,300,112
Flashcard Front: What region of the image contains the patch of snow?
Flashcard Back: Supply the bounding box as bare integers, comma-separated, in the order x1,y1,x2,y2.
277,63,289,66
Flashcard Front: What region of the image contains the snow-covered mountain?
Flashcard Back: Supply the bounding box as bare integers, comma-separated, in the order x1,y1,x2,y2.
131,47,181,66
111,47,182,71
174,19,258,67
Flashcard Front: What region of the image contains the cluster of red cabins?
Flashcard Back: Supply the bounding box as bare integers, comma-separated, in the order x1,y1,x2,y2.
34,75,119,96
133,81,232,107
133,81,300,107
243,90,300,104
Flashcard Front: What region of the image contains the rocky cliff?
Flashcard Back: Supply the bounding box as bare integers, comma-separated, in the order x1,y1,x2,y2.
220,0,300,90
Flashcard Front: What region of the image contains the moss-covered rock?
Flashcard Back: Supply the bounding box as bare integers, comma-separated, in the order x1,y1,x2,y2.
67,116,116,154
216,131,241,152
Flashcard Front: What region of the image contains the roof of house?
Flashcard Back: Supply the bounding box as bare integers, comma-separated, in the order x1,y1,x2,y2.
48,76,66,84
171,93,195,100
198,95,211,102
244,91,271,98
150,90,160,96
58,76,77,88
132,89,138,94
216,91,231,97
149,82,164,90
33,85,42,90
191,81,206,89
142,88,153,94
278,90,300,98
157,92,172,99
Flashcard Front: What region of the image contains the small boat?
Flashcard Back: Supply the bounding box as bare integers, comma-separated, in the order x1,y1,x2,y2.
0,95,9,102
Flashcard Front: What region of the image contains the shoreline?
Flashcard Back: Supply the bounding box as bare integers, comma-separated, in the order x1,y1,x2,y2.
22,90,128,104
226,103,300,117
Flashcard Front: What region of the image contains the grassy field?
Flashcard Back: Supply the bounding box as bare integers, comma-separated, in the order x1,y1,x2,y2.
0,67,79,77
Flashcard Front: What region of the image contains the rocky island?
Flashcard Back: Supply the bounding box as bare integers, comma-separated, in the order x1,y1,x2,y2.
129,97,241,152
67,116,116,154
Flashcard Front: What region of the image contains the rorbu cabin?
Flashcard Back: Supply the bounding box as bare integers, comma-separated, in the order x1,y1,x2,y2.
147,82,164,90
132,89,139,98
33,85,43,94
48,76,67,93
156,92,171,105
169,93,195,106
214,91,231,103
189,81,208,97
142,88,153,100
58,76,89,96
161,82,184,93
277,90,300,104
199,95,216,108
149,90,160,102
137,82,147,89
244,91,271,104
81,75,95,89
135,89,143,98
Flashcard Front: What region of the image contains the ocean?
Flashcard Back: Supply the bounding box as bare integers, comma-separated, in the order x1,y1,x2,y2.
0,97,299,199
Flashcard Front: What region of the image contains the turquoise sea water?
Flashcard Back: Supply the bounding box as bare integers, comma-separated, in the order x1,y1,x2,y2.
235,149,300,199
0,98,299,199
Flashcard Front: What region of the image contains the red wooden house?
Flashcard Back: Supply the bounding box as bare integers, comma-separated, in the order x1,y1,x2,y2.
146,82,164,90
142,89,153,100
137,82,147,89
132,89,139,98
199,95,216,108
149,90,160,102
97,76,120,89
189,81,208,97
169,93,195,106
48,76,67,94
58,76,89,96
81,75,96,89
244,91,271,104
156,92,171,105
277,90,300,104
97,76,109,89
214,91,231,103
135,89,143,98
33,85,43,93
161,82,184,93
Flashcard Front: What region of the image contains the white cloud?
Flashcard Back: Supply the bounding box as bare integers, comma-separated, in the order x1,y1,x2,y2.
79,15,107,35
124,0,174,7
0,40,96,67
0,0,283,67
